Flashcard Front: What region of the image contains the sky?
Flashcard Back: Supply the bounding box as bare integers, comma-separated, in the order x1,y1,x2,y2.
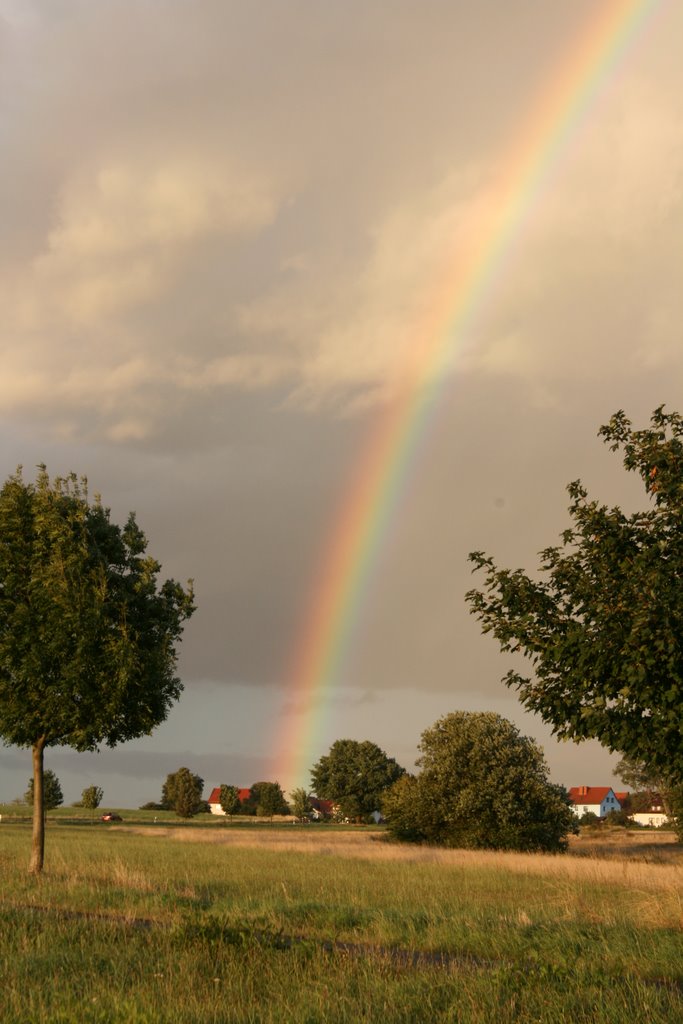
1,1,682,809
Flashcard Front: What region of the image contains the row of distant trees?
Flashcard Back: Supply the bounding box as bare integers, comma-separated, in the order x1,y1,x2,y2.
19,773,104,812
138,769,291,820
306,720,577,852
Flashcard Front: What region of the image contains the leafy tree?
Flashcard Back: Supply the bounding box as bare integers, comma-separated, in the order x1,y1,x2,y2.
250,781,289,819
615,755,682,835
614,755,678,818
0,467,194,872
467,409,683,788
25,769,63,811
219,784,241,820
310,739,405,822
384,712,577,852
290,787,312,822
380,776,424,843
162,767,204,818
81,785,104,811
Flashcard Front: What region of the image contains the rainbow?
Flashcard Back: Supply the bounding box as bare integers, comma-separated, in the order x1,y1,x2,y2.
275,0,661,791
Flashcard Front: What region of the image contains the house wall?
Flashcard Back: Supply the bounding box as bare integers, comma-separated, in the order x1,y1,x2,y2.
572,803,602,818
631,812,669,828
600,793,620,816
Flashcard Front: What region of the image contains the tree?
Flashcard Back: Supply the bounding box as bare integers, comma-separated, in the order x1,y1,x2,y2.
81,785,104,811
162,767,204,818
310,739,405,822
0,467,195,872
249,781,289,819
25,769,63,811
614,754,682,835
467,409,683,788
219,784,241,821
384,712,577,852
290,787,312,822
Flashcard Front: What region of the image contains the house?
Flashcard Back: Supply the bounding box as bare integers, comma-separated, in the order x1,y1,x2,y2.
308,797,334,820
568,786,623,819
630,795,670,828
207,787,252,815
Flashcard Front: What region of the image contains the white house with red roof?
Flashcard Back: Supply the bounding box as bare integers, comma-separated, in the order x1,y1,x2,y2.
568,786,623,818
207,786,252,815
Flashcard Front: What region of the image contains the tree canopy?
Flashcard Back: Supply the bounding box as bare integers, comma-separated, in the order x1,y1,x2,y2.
219,784,241,818
80,785,104,811
25,769,63,811
310,739,405,821
383,712,576,852
290,787,312,822
249,781,289,819
162,767,204,818
466,409,683,787
0,466,195,871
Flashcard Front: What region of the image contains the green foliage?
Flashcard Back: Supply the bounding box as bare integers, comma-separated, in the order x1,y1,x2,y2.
80,785,104,811
579,811,600,827
615,755,675,820
0,466,195,871
0,466,195,751
290,787,312,821
250,781,289,819
24,769,63,810
604,809,630,827
380,776,424,842
467,408,683,786
310,739,405,821
384,712,577,852
219,784,241,818
162,767,204,818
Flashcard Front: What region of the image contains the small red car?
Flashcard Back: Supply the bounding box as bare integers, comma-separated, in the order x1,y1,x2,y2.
101,813,122,822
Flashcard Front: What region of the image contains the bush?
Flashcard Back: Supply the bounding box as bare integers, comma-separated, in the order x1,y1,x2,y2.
384,712,578,853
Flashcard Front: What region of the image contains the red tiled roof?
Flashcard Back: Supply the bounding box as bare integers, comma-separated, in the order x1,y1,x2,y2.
614,791,629,803
208,786,252,805
568,786,617,805
309,797,334,815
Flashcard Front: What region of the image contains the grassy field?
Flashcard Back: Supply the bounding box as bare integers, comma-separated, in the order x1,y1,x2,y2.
1,821,681,1023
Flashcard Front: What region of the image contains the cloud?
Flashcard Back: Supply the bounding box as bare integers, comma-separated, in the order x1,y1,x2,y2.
1,2,681,449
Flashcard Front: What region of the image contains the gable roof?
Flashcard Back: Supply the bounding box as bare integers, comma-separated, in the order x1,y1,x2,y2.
309,797,334,815
208,787,251,805
568,786,618,805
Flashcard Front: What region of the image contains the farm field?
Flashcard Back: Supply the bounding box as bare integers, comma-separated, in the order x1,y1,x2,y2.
1,821,682,1023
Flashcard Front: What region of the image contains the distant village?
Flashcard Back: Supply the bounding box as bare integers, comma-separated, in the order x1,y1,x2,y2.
205,784,671,828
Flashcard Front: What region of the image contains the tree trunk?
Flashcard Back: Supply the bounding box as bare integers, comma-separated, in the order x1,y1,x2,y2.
29,738,46,875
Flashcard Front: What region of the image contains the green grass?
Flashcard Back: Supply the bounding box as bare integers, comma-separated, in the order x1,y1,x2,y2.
1,824,682,1022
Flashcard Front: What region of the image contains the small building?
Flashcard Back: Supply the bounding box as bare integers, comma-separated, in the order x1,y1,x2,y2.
207,787,252,815
308,797,334,820
630,795,670,828
568,786,623,819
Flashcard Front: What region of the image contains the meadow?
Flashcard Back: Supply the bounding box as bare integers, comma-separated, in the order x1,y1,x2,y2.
1,816,682,1023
